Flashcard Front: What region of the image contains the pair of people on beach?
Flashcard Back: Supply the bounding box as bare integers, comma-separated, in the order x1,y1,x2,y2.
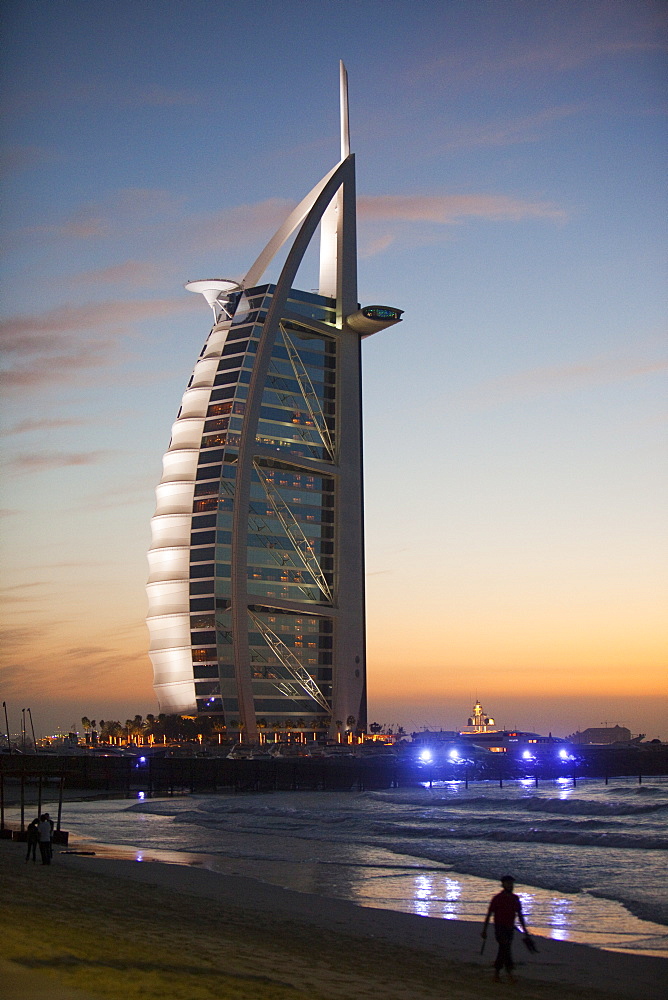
482,875,534,982
25,813,54,865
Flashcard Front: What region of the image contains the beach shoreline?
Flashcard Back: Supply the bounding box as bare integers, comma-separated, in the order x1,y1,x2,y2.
4,781,668,964
2,838,665,1000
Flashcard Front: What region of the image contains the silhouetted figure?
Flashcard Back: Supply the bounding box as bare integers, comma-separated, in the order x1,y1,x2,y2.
25,817,39,862
37,812,54,865
481,875,528,982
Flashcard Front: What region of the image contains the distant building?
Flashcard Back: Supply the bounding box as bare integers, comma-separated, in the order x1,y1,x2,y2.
146,65,402,742
567,726,631,745
462,699,497,733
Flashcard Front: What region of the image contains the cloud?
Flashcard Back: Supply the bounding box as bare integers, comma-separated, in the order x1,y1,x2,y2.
22,208,108,240
360,234,396,258
0,582,48,603
0,346,114,389
359,193,566,224
465,355,668,407
0,296,198,389
0,417,89,437
49,646,147,690
0,144,58,178
6,451,112,473
183,198,294,254
13,188,185,246
437,106,583,153
415,6,667,89
0,626,54,655
2,296,191,342
68,259,163,289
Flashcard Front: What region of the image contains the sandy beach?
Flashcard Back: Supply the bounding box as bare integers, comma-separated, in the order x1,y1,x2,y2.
0,839,665,1000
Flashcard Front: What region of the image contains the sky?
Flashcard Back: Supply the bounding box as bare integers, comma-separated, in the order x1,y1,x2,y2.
1,0,666,741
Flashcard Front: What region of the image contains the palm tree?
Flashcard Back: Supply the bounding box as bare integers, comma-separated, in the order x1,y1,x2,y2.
211,718,227,745
145,714,156,744
131,715,144,745
81,717,91,743
106,720,123,745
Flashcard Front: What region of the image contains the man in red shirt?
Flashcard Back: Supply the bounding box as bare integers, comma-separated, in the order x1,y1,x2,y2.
481,875,529,982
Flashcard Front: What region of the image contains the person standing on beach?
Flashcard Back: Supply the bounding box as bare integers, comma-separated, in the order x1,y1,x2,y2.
37,813,54,865
25,817,39,863
481,875,529,982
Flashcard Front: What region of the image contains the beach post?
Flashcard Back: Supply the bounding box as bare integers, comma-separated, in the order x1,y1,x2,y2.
56,775,65,831
20,771,25,832
51,774,69,846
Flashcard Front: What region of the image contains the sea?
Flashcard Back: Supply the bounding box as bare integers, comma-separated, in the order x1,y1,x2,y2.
32,777,668,958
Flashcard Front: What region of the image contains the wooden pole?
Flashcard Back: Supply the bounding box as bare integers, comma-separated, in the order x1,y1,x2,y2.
57,776,65,831
20,772,25,831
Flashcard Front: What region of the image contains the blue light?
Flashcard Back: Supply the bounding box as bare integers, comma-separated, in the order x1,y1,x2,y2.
522,750,535,760
559,749,569,760
449,749,460,761
139,756,146,763
137,791,145,800
419,749,433,763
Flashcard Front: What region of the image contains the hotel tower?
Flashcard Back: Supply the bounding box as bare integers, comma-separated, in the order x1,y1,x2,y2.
147,65,401,742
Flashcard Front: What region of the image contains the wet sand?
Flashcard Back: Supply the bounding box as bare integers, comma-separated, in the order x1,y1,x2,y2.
1,839,664,1000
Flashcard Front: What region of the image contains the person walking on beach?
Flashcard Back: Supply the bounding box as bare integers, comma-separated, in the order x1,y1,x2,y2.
25,817,40,863
37,812,54,865
481,875,529,982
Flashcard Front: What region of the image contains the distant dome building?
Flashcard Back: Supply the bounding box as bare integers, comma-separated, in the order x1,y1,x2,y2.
463,700,497,733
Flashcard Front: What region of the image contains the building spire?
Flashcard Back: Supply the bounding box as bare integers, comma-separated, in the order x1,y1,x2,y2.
318,61,355,304
340,60,350,160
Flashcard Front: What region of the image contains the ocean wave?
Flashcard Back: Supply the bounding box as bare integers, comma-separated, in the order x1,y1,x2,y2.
361,821,668,850
369,791,668,817
153,808,668,850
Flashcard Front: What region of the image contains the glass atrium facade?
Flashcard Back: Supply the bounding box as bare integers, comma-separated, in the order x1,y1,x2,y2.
148,285,351,734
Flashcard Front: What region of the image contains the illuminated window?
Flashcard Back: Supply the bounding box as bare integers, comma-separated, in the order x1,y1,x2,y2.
194,499,217,512
192,648,213,662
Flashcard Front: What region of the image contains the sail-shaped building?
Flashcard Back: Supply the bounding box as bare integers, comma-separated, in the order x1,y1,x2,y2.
146,65,402,742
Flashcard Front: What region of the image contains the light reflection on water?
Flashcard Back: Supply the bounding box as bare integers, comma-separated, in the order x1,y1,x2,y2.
338,868,667,956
